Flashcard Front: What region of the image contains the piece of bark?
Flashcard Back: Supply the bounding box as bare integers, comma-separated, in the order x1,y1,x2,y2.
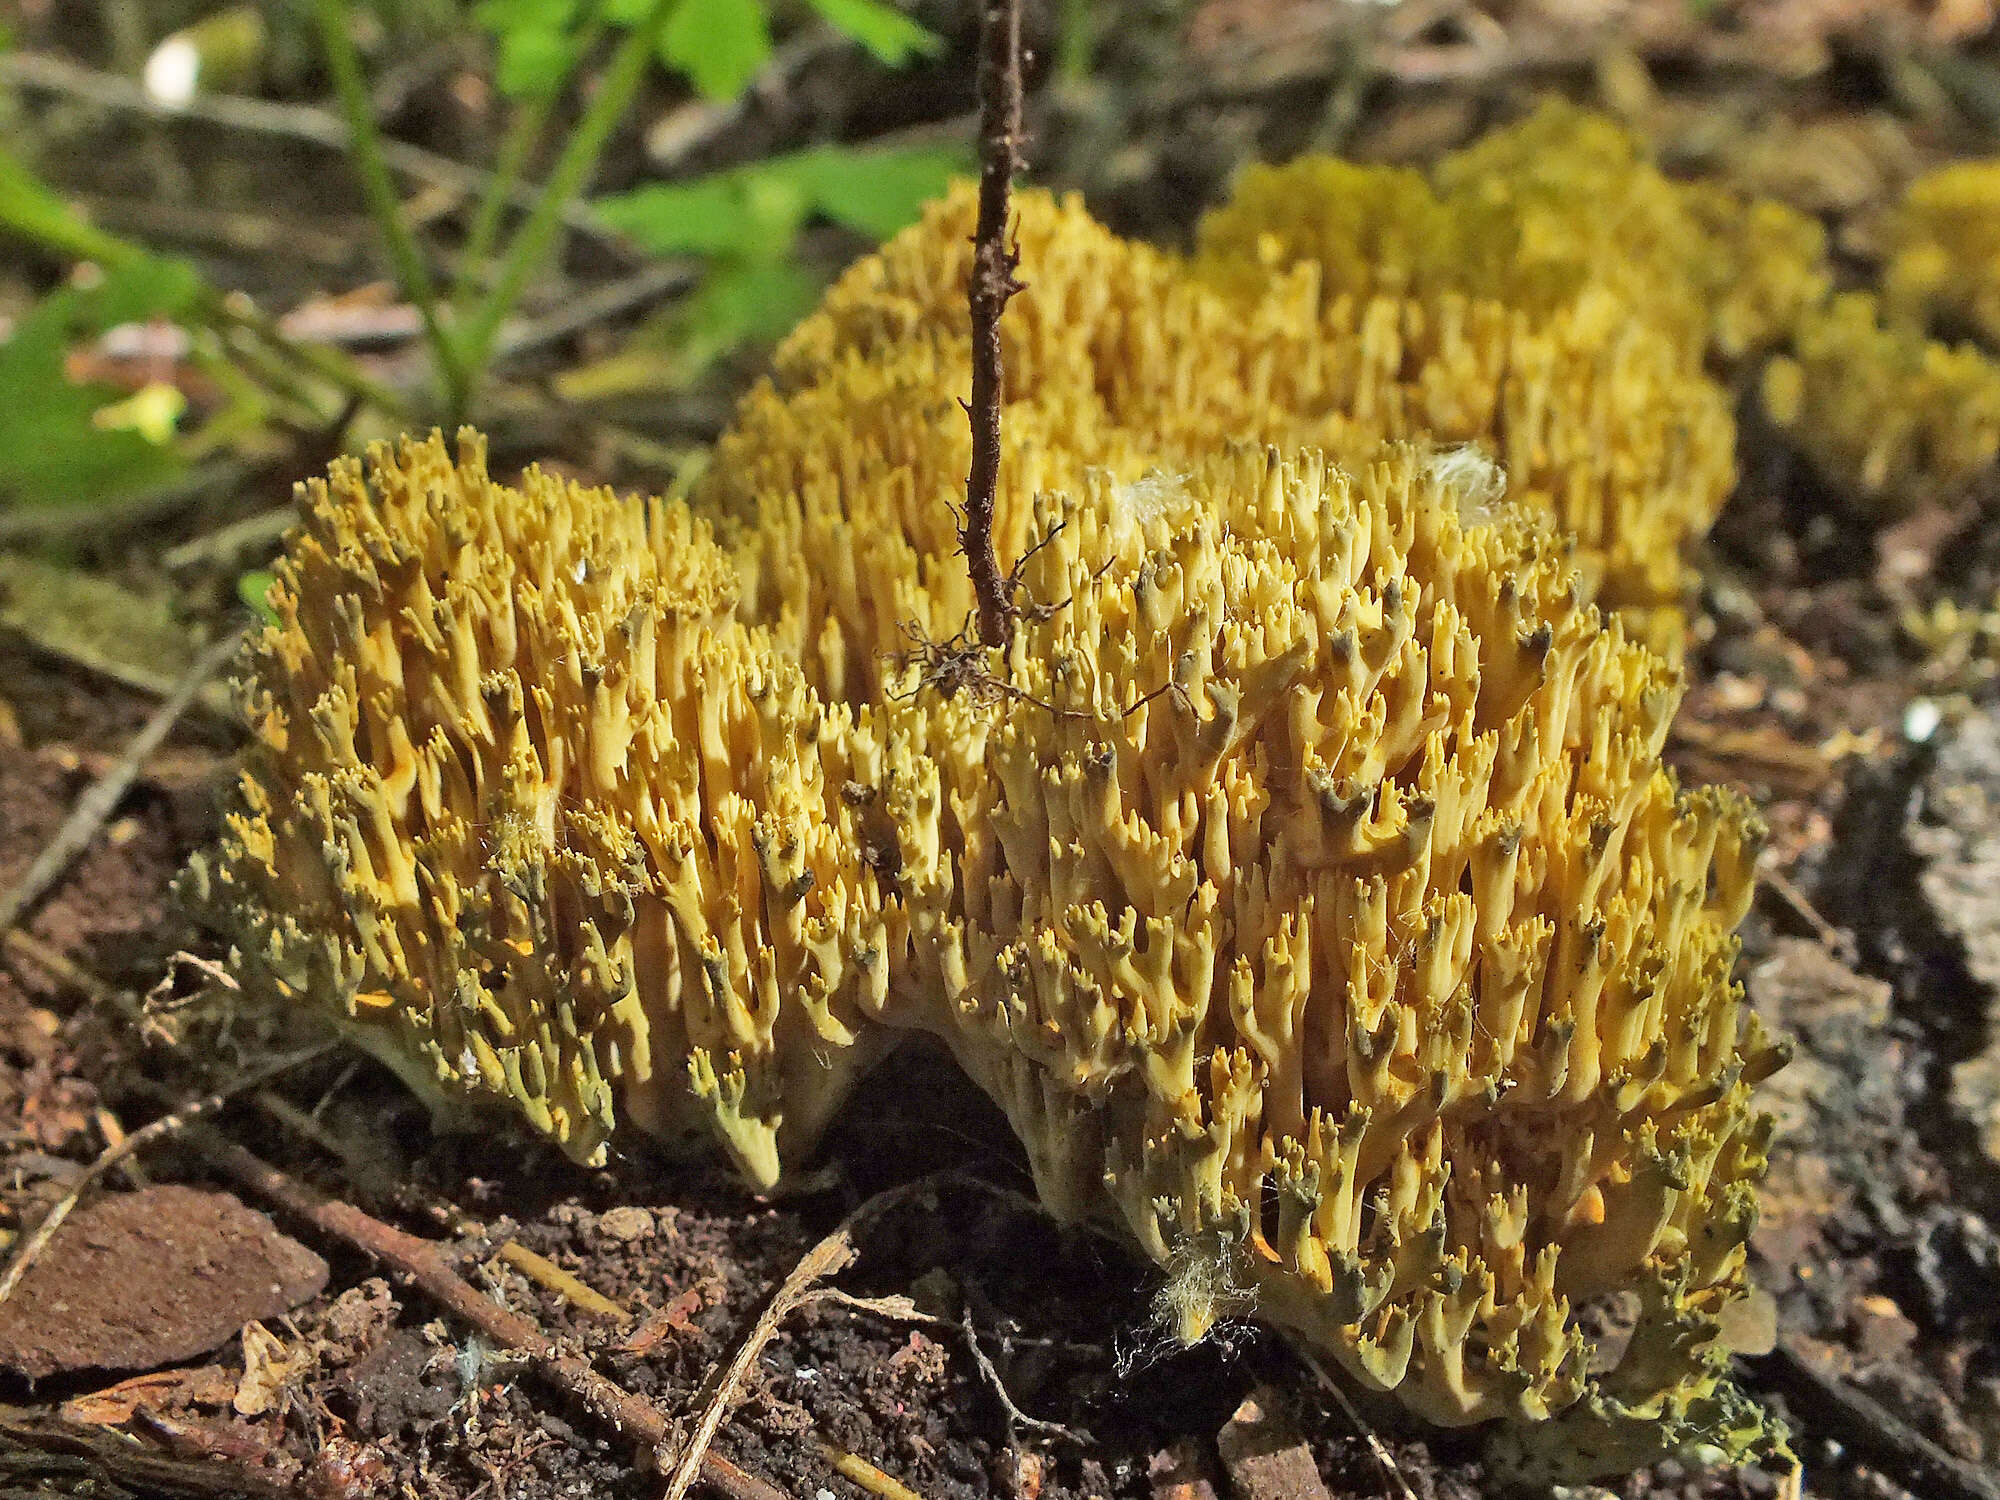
0,1185,327,1378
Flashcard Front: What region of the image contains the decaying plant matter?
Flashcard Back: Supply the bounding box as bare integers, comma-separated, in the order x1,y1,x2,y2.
183,106,1838,1486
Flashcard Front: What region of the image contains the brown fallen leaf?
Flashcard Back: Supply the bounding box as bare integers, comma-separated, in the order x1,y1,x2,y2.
60,1365,238,1426
616,1276,721,1356
235,1321,307,1416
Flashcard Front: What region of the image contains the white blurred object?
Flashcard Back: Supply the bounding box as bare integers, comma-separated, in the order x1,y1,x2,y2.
142,7,267,108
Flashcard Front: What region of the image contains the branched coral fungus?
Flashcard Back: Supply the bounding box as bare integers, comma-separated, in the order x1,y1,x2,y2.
188,430,1785,1482
1196,102,2000,521
188,112,1807,1485
1888,158,2000,344
1761,292,2000,511
713,175,1733,665
891,444,1784,1471
1196,99,1829,369
180,433,928,1185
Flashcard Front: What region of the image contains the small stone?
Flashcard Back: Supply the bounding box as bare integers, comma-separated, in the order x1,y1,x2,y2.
996,1446,1045,1500
1149,1438,1219,1500
1215,1387,1328,1500
595,1206,656,1243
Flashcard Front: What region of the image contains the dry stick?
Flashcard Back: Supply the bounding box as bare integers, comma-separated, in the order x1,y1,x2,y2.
961,0,1027,650
0,1043,332,1308
661,1223,859,1500
1,926,119,1006
185,1128,785,1500
0,630,244,941
816,1440,930,1500
958,1301,1085,1444
250,1089,633,1324
0,50,619,245
1294,1346,1419,1500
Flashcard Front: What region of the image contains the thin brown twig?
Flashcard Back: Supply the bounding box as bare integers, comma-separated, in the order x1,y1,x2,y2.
0,1043,333,1309
185,1127,786,1500
813,1288,1103,1355
1294,1346,1419,1500
961,0,1027,650
1,927,119,1007
0,629,244,941
958,1300,1087,1445
0,49,620,245
1758,860,1858,965
661,1224,859,1500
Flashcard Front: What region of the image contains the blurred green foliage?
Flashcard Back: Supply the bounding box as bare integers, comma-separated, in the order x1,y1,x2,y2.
477,0,939,101
0,0,958,519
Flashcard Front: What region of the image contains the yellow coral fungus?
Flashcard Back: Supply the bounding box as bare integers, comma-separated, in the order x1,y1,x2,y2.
185,108,1811,1483
1761,292,2000,511
1197,100,1829,369
1196,103,2000,514
890,444,1782,1467
187,428,1784,1482
712,180,1732,666
1888,158,2000,344
179,432,925,1184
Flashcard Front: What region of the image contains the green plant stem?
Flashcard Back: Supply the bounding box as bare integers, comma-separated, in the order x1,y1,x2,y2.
453,94,552,305
212,293,412,420
1056,0,1094,82
311,0,467,418
452,18,605,308
457,0,671,408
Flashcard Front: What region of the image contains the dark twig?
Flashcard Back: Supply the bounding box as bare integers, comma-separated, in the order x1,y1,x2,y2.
0,1405,293,1498
0,629,244,941
188,1129,786,1500
962,0,1027,650
958,1296,1088,1445
1748,1339,2000,1500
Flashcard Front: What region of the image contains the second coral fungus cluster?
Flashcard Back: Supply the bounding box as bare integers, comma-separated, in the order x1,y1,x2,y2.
184,103,1898,1484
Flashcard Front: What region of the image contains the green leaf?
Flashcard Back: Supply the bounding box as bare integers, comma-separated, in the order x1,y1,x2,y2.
0,294,180,510
473,0,584,97
0,258,199,510
660,0,771,100
680,257,823,353
82,255,203,326
472,0,576,97
238,569,280,624
777,142,970,238
594,165,809,258
595,142,965,258
806,0,940,66
0,146,133,268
